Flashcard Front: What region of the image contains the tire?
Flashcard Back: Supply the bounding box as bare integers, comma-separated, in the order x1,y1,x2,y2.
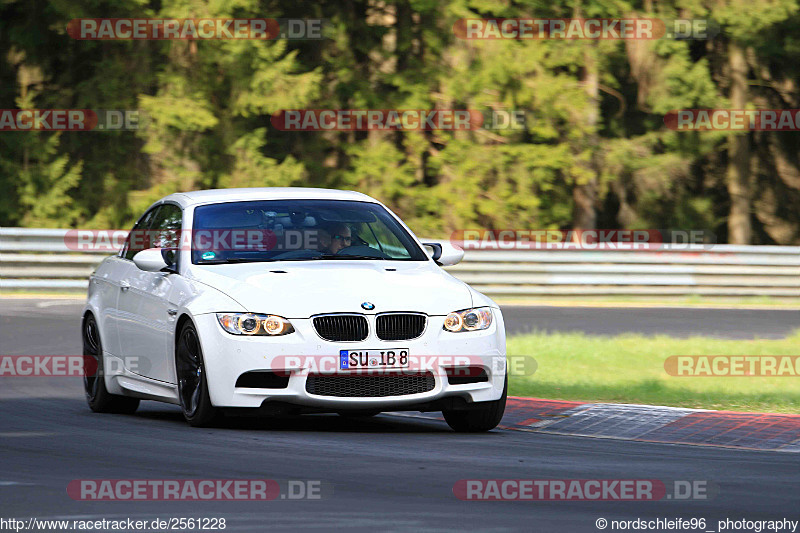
442,374,507,433
176,321,222,427
83,315,140,414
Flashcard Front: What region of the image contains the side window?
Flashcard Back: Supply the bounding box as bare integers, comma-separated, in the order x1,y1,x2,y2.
362,222,412,259
354,222,378,248
149,204,182,249
149,204,183,269
122,207,159,260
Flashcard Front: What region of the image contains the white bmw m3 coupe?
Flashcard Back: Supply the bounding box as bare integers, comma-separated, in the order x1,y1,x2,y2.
82,188,507,431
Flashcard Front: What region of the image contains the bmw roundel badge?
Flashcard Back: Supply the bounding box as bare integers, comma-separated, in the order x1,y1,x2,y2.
361,302,375,310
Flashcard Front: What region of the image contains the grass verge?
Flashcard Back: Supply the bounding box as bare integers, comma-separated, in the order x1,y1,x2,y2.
494,295,800,309
507,330,800,414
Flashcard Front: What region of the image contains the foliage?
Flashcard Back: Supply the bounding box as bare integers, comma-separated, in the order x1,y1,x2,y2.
0,0,798,243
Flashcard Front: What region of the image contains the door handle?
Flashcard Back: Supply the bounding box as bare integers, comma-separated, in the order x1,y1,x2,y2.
120,280,131,292
167,308,178,316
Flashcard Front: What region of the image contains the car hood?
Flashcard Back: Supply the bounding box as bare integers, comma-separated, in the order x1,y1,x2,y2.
186,260,473,317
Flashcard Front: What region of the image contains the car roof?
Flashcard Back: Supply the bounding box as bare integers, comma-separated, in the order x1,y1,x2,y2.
155,187,378,209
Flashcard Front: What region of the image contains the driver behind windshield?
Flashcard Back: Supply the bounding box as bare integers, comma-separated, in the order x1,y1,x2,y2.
317,222,352,255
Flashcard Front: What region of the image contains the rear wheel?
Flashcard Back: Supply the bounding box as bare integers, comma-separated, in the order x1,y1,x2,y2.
443,375,507,432
83,315,140,414
176,321,221,427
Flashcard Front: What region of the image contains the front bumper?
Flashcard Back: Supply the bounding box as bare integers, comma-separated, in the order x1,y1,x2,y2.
193,311,506,410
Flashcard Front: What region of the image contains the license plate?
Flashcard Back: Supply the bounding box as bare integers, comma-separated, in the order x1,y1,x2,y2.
339,349,409,370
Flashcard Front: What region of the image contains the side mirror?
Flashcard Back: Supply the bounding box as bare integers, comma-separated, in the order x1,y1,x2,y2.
132,248,173,272
422,241,464,267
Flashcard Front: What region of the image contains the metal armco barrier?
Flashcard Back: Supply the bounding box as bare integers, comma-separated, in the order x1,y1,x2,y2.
1,228,798,297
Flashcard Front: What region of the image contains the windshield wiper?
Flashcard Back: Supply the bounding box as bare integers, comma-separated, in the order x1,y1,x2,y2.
314,254,385,260
199,257,265,264
202,254,386,263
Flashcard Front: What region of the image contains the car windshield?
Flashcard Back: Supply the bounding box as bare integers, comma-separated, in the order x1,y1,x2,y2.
191,199,428,264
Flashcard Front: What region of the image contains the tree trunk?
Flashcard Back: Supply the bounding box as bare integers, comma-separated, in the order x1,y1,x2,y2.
573,42,599,230
395,0,413,72
726,41,752,244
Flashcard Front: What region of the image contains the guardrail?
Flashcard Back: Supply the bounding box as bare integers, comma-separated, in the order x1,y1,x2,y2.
1,228,798,297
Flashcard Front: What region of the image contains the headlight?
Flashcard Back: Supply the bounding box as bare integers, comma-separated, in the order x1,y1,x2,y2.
216,313,294,336
443,307,493,332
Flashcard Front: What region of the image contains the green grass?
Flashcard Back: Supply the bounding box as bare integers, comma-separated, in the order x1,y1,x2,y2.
507,330,800,414
494,295,800,308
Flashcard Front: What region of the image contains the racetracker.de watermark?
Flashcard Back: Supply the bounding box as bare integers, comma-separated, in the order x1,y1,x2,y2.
270,109,525,131
449,229,715,251
454,479,715,501
65,228,323,252
67,479,324,500
67,18,326,40
664,356,800,377
0,356,92,377
665,109,800,131
453,18,717,40
266,354,536,377
0,355,145,377
0,110,140,131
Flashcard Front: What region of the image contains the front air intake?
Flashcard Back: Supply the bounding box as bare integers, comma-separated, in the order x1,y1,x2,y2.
306,372,435,397
235,371,290,389
376,313,427,341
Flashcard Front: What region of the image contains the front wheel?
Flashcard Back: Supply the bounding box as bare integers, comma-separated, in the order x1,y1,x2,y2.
442,375,507,432
176,321,221,427
83,315,140,414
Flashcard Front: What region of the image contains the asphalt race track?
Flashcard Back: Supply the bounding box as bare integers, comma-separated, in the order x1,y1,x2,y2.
1,299,798,532
500,305,799,339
